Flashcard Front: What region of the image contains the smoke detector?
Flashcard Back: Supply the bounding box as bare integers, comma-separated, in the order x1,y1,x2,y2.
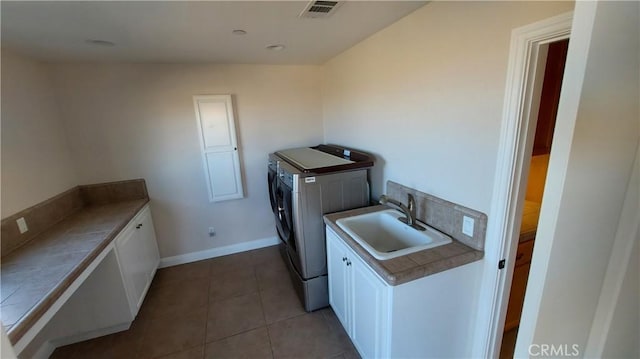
299,1,343,18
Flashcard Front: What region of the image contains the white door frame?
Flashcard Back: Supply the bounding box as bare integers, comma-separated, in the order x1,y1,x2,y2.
474,11,573,358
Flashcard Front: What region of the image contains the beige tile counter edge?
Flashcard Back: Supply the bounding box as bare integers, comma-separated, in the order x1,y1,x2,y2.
324,205,484,286
3,199,149,345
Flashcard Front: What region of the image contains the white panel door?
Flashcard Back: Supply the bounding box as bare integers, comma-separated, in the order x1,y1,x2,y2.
327,229,351,331
193,95,244,202
351,252,386,359
199,101,232,150
139,208,160,276
116,223,147,315
206,152,240,198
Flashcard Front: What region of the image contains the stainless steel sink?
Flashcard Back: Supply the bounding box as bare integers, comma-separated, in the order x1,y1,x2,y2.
336,209,452,260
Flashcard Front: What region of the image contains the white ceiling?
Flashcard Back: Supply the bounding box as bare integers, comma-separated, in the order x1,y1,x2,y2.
1,1,426,64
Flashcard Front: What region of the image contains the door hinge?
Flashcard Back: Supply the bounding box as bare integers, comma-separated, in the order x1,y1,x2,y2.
498,259,506,269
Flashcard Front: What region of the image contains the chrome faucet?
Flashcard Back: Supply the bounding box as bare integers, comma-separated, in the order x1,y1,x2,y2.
379,193,425,231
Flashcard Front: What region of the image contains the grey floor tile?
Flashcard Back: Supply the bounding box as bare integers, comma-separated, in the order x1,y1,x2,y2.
47,249,358,359
210,251,254,276
206,292,266,342
62,334,114,359
103,318,146,358
255,260,289,291
249,245,282,267
49,343,76,359
204,327,273,359
49,321,145,359
329,349,362,359
259,284,306,324
139,277,209,320
137,306,207,359
320,308,360,358
341,348,362,359
268,312,350,359
209,267,258,301
152,260,212,288
320,308,345,333
157,345,205,359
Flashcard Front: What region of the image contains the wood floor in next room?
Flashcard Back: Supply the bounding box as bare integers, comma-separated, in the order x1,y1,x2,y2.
51,245,360,359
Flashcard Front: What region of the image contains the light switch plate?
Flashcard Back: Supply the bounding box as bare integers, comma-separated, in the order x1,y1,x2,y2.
17,217,28,234
462,216,474,237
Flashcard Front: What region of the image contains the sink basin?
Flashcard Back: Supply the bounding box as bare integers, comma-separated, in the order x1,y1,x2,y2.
336,209,452,260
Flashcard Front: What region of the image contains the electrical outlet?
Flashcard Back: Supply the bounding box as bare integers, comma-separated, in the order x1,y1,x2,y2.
17,217,28,234
208,227,216,237
462,216,474,237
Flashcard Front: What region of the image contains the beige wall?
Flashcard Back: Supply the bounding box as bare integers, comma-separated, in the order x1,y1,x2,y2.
322,1,574,213
48,63,323,257
1,49,78,217
320,2,573,355
321,1,575,356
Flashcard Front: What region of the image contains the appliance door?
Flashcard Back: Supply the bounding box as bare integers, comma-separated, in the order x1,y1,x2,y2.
267,165,278,214
275,177,296,251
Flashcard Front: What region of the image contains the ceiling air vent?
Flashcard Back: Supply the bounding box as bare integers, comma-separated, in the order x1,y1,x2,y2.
299,1,343,18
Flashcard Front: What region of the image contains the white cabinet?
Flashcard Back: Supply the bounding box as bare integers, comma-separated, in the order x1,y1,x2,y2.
350,254,388,359
326,226,481,359
327,228,389,358
193,95,244,202
116,205,160,317
327,234,350,329
17,205,160,358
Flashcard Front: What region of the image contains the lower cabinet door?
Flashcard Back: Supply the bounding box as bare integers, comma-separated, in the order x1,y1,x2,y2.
350,254,386,359
327,227,389,359
139,208,160,282
327,230,350,331
117,225,148,315
116,206,160,316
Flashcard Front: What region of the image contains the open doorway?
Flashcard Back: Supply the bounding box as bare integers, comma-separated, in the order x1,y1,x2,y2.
499,38,569,359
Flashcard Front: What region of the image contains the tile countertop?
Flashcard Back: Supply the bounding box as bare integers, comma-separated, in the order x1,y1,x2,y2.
324,205,484,286
1,199,149,344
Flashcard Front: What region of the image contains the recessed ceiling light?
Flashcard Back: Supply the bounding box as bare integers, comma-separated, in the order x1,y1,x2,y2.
232,29,247,35
266,44,285,51
85,39,116,47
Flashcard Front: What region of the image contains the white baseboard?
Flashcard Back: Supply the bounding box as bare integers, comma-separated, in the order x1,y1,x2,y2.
159,236,281,268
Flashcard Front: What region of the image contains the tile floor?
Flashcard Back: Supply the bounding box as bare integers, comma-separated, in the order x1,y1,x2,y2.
50,245,359,359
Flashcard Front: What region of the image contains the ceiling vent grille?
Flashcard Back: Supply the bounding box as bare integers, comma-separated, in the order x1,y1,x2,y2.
299,1,343,18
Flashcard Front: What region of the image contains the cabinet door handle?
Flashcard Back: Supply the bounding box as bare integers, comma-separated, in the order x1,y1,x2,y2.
346,261,352,266
136,224,143,229
342,257,347,262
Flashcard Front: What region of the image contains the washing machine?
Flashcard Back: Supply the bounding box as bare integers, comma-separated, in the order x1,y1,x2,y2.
267,145,373,311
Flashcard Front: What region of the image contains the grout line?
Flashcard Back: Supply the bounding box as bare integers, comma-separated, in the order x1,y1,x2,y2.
134,310,152,358
255,265,276,359
152,343,203,359
201,260,214,358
